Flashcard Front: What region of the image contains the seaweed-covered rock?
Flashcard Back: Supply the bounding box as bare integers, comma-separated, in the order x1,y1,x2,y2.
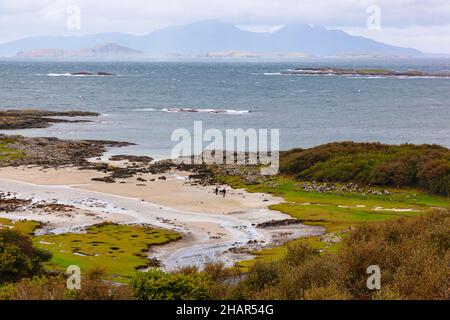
91,176,116,183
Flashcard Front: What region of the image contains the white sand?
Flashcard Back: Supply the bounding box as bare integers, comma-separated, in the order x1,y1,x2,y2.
0,166,280,214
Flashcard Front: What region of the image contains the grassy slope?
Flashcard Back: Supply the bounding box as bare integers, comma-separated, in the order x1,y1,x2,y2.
218,175,450,269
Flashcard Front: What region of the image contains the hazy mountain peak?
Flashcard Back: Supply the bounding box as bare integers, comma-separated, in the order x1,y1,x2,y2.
1,20,423,58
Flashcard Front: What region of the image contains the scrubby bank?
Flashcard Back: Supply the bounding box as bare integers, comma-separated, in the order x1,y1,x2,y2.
279,142,450,196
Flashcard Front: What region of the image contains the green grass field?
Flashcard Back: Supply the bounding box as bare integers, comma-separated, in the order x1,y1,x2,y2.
218,175,450,269
0,218,41,235
1,218,181,281
34,223,181,280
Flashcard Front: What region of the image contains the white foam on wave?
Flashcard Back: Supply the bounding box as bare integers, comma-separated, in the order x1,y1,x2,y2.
42,73,118,77
45,73,72,77
44,73,95,77
348,75,449,79
133,107,251,115
263,72,282,76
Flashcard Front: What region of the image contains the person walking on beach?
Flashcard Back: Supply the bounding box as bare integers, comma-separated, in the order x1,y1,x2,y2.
214,186,219,195
222,188,227,198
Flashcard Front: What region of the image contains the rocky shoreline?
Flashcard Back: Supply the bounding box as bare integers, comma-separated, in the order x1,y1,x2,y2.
0,109,217,181
0,111,273,186
0,134,134,167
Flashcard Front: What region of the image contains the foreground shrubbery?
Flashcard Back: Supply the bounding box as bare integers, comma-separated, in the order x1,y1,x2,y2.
130,268,212,300
1,209,448,300
0,267,134,300
0,229,51,283
129,209,449,300
213,209,449,300
279,142,450,196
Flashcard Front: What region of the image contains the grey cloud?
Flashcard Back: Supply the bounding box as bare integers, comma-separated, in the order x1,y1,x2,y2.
0,0,450,52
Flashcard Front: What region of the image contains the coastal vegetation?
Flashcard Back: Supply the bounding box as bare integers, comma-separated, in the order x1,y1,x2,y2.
280,142,450,197
0,138,25,164
35,223,181,280
219,174,450,268
130,269,212,300
0,140,449,300
1,209,448,300
1,267,134,300
215,142,450,267
0,218,181,283
207,209,449,300
0,218,41,235
0,228,51,284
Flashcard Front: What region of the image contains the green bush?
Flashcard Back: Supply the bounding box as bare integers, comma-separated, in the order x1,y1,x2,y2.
1,267,134,300
339,209,450,299
280,142,450,196
0,229,51,283
207,209,449,300
130,268,212,300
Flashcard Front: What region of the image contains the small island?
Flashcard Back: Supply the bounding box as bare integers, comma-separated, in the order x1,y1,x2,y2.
282,67,450,77
0,109,99,130
71,71,116,76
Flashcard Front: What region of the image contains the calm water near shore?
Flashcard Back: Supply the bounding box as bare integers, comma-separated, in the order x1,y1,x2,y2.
1,59,450,159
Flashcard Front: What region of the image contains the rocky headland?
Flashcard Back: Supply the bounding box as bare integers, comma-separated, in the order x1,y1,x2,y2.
0,109,99,130
0,134,134,167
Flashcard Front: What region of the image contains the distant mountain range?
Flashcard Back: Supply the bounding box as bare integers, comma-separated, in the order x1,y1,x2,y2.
0,20,422,58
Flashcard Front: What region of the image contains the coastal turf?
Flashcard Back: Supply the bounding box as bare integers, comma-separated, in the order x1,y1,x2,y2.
0,218,41,235
0,217,181,280
34,223,181,280
0,138,25,163
217,175,450,269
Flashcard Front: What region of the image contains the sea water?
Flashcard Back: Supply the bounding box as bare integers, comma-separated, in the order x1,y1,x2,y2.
0,59,449,159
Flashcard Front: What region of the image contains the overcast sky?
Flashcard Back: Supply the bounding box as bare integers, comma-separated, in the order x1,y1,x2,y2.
1,0,450,53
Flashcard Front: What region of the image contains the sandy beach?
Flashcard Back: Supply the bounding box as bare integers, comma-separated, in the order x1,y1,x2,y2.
0,164,324,270
0,165,279,214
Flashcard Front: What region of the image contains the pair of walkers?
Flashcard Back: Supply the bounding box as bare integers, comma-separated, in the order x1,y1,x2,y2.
214,186,227,198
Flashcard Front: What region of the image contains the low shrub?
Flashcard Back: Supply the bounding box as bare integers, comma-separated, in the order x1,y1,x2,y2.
280,142,450,196
208,208,450,300
0,229,51,283
130,268,212,300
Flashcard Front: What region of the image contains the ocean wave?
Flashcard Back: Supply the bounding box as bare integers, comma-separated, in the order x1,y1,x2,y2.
45,73,72,77
44,73,97,77
263,72,282,76
133,107,251,115
42,73,117,77
348,75,448,79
